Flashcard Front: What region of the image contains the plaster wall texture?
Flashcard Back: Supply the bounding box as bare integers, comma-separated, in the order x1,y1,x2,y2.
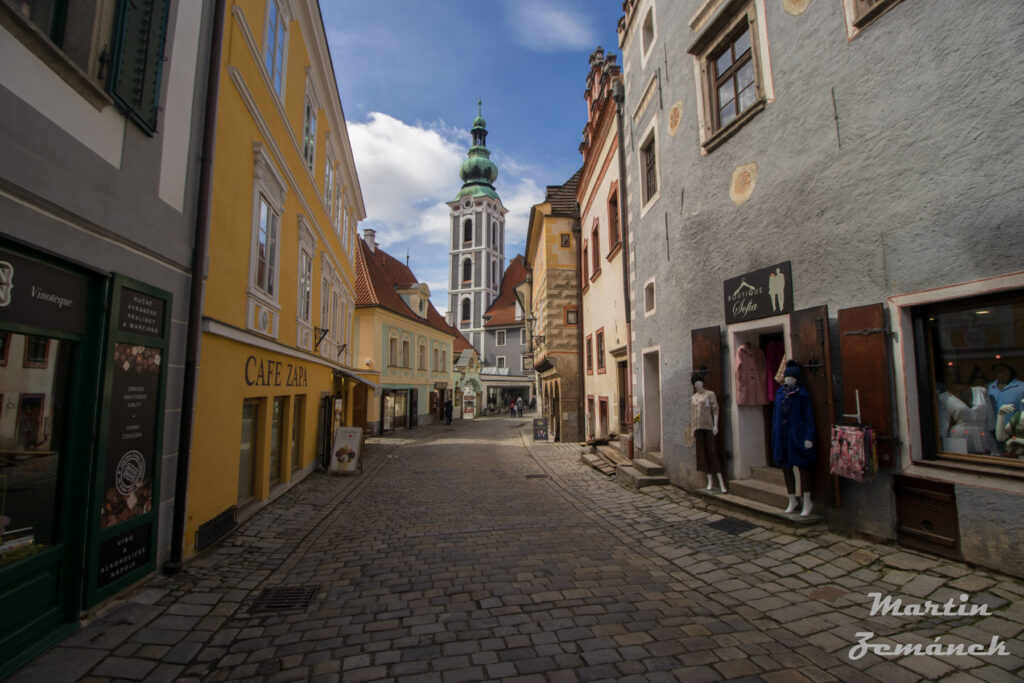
619,0,1024,545
483,326,528,370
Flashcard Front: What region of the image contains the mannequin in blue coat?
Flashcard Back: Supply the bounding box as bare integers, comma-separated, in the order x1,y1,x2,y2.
772,360,815,517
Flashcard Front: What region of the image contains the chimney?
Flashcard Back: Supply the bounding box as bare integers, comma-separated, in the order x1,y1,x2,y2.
363,228,376,252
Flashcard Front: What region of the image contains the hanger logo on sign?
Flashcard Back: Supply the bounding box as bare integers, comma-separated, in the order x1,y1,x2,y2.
0,261,12,307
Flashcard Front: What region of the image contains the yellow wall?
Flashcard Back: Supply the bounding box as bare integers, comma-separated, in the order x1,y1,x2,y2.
187,1,364,557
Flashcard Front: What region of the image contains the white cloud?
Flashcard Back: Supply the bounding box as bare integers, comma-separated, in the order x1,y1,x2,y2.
503,0,597,52
502,178,545,253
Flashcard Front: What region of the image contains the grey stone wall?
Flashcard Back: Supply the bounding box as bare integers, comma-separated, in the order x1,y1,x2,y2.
620,0,1024,555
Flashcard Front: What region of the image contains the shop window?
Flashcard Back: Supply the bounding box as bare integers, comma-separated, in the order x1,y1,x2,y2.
291,395,304,472
689,0,771,152
596,329,606,372
269,397,285,486
915,292,1024,466
496,330,506,346
238,399,260,506
586,334,594,374
23,335,49,368
264,0,288,97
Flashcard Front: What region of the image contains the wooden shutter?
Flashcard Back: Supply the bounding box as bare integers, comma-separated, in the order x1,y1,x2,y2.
837,303,896,466
691,326,725,458
109,0,171,134
789,306,838,507
353,384,368,431
409,388,419,427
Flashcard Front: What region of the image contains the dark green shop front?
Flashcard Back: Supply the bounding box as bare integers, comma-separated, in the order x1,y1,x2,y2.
0,243,171,677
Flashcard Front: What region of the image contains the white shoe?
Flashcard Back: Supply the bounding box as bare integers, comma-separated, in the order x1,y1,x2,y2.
784,495,799,513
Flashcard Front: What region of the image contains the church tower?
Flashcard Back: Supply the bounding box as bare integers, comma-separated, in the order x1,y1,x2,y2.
447,103,507,354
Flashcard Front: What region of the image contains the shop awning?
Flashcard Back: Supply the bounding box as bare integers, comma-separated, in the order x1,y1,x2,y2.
332,367,380,390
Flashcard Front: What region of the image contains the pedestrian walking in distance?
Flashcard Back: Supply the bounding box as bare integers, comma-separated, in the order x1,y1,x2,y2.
516,396,525,417
444,398,453,425
510,398,516,417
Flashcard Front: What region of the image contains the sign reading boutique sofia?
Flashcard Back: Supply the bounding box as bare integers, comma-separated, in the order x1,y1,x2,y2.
723,261,793,324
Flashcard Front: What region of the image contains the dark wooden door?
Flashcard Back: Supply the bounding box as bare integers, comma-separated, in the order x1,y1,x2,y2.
789,306,838,507
691,326,725,460
409,388,418,427
616,361,629,432
352,384,367,432
838,304,896,467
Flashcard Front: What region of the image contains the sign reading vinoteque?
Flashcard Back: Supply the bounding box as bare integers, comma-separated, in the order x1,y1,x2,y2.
723,261,793,324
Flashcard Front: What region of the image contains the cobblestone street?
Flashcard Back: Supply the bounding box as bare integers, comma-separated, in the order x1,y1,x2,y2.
13,416,1024,683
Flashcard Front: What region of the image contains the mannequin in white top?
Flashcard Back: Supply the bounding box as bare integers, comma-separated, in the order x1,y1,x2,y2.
691,373,726,493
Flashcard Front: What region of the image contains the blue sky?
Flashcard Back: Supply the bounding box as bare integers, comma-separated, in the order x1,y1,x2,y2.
320,0,623,315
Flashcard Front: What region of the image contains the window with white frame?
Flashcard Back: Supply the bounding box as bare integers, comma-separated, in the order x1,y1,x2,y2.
298,250,312,322
251,145,286,301
520,328,527,345
324,152,334,213
515,301,523,321
402,339,410,368
389,336,398,366
496,330,506,346
321,279,330,331
433,347,439,372
639,121,659,207
303,96,317,170
644,278,656,316
497,356,506,369
689,0,772,151
418,343,426,370
263,0,288,96
331,290,340,344
254,195,279,297
640,5,656,66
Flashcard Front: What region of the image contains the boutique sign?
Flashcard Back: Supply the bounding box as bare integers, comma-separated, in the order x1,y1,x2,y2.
723,261,793,324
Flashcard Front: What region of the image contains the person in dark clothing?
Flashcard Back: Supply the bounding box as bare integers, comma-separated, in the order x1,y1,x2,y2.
444,399,453,424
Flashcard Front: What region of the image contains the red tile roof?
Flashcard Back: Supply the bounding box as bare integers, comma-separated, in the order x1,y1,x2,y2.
355,236,470,347
483,254,528,327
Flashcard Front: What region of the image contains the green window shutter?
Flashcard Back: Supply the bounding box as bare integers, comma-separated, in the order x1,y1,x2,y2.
108,0,171,135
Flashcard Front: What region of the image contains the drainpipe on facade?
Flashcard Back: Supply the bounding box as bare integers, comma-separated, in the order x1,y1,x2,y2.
572,215,585,443
164,0,226,574
611,78,634,459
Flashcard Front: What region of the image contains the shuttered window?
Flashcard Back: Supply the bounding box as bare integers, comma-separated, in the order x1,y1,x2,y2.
108,0,170,135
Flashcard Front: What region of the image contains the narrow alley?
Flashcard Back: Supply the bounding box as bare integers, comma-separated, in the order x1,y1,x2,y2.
12,416,1023,683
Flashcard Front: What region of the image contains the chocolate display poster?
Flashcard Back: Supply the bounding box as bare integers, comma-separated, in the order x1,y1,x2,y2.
100,343,160,528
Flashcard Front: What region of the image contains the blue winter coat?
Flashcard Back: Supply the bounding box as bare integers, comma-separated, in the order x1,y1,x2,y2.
772,384,816,468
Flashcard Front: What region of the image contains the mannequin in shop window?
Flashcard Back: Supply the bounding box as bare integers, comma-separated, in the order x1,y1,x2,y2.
937,380,1000,455
989,364,1024,439
691,372,726,493
772,361,815,516
996,399,1024,458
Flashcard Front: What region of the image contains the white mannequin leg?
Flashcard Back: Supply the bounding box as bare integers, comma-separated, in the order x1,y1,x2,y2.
784,494,799,513
706,474,715,490
717,473,727,493
801,491,813,517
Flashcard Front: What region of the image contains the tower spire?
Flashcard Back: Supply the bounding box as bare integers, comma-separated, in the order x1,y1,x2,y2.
454,104,499,201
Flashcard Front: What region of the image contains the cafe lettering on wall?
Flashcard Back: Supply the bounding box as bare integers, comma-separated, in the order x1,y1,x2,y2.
723,261,793,324
245,355,309,387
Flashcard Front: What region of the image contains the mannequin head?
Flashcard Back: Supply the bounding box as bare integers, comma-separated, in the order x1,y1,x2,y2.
690,372,704,390
783,360,801,386
993,364,1017,386
694,381,705,391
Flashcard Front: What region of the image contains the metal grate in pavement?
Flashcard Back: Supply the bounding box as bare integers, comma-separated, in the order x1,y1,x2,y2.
525,473,549,479
250,585,318,613
706,517,757,536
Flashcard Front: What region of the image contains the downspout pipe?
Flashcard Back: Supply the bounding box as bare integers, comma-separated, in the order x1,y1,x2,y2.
572,214,585,443
164,0,225,574
611,79,634,458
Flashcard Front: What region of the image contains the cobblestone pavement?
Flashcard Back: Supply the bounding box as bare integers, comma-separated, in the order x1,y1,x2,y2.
12,415,1024,682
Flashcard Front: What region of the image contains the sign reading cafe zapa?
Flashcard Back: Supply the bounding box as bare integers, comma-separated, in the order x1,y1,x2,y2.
723,261,793,324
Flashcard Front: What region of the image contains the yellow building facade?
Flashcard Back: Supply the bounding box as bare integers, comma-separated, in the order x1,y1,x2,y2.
353,230,463,434
186,0,366,555
524,171,584,442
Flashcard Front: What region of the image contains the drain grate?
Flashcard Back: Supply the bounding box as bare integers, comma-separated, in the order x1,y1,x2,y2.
251,585,318,613
706,517,757,536
525,473,548,479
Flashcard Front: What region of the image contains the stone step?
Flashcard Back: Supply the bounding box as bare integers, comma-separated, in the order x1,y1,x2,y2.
730,478,791,509
751,465,786,486
644,450,663,465
631,458,664,476
692,488,825,527
617,464,669,489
